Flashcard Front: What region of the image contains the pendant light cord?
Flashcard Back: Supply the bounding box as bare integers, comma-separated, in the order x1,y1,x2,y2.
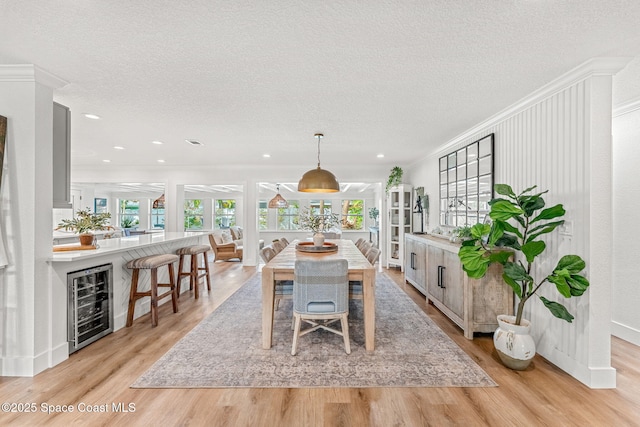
315,133,323,168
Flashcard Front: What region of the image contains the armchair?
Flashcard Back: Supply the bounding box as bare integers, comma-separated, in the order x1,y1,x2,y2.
208,230,243,262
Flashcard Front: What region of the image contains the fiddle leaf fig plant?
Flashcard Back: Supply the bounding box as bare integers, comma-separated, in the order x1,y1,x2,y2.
458,184,590,325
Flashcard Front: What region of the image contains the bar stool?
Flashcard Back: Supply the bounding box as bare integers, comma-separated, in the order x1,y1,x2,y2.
176,245,212,299
126,254,179,327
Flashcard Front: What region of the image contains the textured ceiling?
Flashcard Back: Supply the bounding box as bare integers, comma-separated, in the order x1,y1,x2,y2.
1,1,640,170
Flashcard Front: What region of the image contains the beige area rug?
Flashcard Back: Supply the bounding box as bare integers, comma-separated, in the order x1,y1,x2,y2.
131,273,496,388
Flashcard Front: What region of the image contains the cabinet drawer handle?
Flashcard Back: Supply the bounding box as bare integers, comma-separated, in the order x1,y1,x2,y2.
437,265,446,288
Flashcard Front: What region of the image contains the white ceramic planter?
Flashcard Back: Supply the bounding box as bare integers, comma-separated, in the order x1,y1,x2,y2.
313,232,325,247
493,314,536,370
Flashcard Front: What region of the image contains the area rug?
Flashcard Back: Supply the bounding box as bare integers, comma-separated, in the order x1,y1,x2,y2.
131,273,496,388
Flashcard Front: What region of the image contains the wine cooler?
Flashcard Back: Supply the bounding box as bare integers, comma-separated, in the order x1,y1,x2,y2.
67,263,114,353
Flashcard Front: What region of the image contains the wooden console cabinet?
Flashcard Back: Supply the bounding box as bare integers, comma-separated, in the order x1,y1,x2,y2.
404,233,427,295
405,234,513,339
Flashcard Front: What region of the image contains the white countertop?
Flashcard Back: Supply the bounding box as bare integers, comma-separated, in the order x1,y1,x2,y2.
49,231,207,262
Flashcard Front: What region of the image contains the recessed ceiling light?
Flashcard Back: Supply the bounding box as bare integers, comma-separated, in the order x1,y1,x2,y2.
102,159,111,163
151,140,164,145
263,154,271,158
83,113,101,120
113,146,125,150
377,154,385,158
157,159,166,163
185,139,203,146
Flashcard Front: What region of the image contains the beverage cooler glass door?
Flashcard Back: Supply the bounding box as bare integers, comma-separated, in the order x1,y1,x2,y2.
67,263,114,353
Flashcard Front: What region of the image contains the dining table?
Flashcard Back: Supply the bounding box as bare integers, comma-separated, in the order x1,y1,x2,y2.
261,239,377,351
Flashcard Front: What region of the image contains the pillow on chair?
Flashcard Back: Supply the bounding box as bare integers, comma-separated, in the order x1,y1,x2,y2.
221,231,233,244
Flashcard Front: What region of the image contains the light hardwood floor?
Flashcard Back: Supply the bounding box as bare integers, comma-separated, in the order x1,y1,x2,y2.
1,262,639,426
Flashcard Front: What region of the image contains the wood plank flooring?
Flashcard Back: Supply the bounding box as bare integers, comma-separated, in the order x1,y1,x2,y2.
1,262,639,426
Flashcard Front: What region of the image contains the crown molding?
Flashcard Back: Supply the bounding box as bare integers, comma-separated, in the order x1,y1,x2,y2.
613,96,640,118
424,57,634,159
0,64,68,89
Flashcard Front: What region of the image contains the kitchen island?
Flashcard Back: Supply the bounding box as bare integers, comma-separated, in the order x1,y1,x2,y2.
48,232,208,368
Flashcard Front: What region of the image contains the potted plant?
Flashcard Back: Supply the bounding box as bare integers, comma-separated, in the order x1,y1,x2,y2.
297,208,340,246
458,184,590,370
386,166,403,193
57,208,112,246
451,224,472,242
368,207,379,227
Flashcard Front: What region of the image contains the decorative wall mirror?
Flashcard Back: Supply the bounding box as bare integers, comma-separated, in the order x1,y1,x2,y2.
439,133,494,227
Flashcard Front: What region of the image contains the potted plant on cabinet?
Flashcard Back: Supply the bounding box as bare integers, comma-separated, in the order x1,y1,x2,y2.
57,208,112,246
457,184,590,370
386,166,403,193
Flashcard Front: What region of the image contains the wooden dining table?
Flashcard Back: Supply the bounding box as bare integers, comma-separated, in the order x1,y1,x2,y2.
261,239,377,351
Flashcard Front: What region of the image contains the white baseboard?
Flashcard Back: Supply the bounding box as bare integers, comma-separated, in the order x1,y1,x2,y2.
51,342,70,368
541,348,617,389
611,321,640,346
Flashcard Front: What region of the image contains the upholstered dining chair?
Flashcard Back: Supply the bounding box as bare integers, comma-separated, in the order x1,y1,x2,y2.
366,247,381,265
272,239,285,253
322,232,340,239
260,246,292,311
359,241,372,255
349,247,380,300
291,259,351,355
260,246,276,264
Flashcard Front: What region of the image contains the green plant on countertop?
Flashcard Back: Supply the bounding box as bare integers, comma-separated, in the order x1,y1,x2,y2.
453,225,473,241
386,166,403,193
57,208,112,235
121,216,139,228
457,184,590,325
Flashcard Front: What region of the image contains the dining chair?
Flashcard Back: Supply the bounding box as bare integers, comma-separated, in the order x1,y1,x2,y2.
354,238,365,248
272,239,285,253
259,246,276,263
260,246,292,311
291,259,351,355
280,237,289,246
349,247,380,300
359,241,372,255
322,232,339,239
366,247,381,265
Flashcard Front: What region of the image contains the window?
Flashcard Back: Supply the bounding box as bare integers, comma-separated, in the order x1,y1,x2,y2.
215,199,236,229
184,199,204,230
258,200,268,230
151,206,165,229
341,199,364,230
151,194,165,229
310,199,332,217
118,199,139,228
277,200,299,230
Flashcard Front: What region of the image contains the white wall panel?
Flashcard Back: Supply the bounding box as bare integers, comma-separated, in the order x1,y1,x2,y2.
612,105,640,346
408,60,627,387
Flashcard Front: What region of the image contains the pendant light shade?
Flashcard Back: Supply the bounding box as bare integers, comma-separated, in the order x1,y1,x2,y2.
298,133,340,193
268,184,289,208
152,193,165,209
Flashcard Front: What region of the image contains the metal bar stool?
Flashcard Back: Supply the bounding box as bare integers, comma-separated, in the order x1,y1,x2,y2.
126,254,179,327
176,245,212,299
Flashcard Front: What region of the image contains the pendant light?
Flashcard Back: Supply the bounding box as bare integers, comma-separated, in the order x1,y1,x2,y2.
152,194,165,209
268,184,289,208
297,133,340,193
